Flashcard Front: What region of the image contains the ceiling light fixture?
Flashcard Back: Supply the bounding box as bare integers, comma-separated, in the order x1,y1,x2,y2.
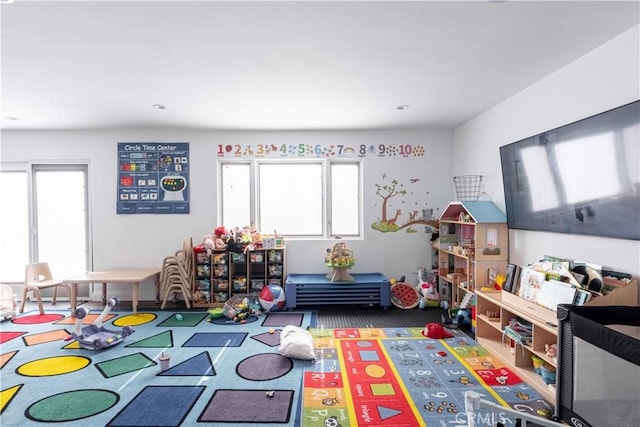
0,0,15,4
396,105,409,110
151,104,167,110
3,116,20,121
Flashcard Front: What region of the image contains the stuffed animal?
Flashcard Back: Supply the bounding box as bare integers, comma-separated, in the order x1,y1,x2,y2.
226,237,244,253
545,343,557,358
416,267,440,309
203,235,216,255
251,230,263,249
192,289,206,303
214,226,228,250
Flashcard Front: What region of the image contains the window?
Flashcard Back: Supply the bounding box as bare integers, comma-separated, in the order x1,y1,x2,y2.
0,163,89,287
220,160,361,238
0,168,29,283
33,167,89,279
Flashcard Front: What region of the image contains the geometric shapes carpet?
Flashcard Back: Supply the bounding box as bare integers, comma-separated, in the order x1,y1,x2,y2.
0,309,553,426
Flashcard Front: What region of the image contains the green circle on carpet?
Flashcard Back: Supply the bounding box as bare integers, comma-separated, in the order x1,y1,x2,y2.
26,389,119,422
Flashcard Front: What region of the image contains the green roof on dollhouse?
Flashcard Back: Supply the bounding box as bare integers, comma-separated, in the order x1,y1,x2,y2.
440,201,506,223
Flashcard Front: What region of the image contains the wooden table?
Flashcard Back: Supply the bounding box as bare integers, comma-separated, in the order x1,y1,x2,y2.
63,268,161,314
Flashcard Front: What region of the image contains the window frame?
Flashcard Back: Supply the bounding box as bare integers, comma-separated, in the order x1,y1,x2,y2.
0,161,91,287
218,158,362,239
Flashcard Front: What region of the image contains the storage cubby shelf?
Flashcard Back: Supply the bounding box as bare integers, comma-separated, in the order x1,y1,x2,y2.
475,290,557,402
192,247,286,307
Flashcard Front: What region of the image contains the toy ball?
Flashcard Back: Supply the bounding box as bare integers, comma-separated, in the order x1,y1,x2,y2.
259,284,286,312
456,309,471,327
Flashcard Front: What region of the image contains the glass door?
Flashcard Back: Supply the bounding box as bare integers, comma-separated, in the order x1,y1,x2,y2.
33,166,89,279
0,163,89,297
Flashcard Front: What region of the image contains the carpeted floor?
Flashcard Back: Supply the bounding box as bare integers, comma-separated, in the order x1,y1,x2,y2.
2,308,554,427
1,309,315,426
120,300,452,330
20,299,460,330
314,305,446,328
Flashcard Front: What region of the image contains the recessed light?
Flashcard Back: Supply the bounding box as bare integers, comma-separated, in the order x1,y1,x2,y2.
396,105,409,110
152,104,167,110
3,116,20,121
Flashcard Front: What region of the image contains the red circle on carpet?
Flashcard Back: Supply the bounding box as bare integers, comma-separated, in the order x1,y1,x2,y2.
13,314,65,324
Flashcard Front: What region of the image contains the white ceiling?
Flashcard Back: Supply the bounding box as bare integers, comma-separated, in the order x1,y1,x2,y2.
1,0,639,132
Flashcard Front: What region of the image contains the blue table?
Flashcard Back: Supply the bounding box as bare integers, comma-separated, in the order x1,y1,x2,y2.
285,273,391,310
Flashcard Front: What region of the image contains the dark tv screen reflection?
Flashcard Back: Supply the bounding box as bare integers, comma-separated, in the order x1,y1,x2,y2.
500,100,640,241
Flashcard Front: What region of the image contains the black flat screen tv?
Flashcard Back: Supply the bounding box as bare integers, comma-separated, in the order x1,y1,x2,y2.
500,100,640,241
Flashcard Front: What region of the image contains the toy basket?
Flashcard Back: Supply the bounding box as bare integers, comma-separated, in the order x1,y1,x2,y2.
223,295,247,319
453,175,483,201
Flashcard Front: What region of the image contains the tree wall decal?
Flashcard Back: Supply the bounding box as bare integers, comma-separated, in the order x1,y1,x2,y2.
372,176,439,233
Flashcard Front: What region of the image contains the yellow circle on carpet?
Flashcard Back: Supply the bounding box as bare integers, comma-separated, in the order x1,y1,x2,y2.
364,364,386,378
113,312,156,326
18,356,90,377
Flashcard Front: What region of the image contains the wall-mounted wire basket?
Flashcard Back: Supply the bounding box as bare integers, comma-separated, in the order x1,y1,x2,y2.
453,175,483,201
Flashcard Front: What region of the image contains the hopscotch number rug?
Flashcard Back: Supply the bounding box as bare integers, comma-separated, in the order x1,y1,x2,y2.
301,327,554,427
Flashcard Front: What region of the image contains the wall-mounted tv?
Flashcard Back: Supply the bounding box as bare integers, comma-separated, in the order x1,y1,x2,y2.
500,100,639,241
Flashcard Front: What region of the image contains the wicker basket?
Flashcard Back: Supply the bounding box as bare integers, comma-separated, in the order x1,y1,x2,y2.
453,175,483,201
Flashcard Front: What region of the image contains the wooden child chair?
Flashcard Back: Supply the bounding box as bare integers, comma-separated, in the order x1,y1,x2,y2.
21,262,71,315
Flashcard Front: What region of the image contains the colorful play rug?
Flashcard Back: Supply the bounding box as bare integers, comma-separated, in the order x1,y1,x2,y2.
1,310,314,427
302,327,554,427
1,310,552,426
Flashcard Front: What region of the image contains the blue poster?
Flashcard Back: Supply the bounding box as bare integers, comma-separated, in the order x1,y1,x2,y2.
117,142,190,214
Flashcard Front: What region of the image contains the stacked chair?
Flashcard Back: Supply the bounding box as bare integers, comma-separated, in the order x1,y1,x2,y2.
160,237,195,309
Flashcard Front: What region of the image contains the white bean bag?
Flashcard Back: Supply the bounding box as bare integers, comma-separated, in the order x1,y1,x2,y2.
278,325,316,360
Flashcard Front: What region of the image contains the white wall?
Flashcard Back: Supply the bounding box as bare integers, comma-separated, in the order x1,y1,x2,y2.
453,25,640,276
0,129,453,300
5,25,638,301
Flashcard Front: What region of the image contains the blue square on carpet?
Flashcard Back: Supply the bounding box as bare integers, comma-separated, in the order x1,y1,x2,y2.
108,385,205,427
360,349,381,362
182,332,247,347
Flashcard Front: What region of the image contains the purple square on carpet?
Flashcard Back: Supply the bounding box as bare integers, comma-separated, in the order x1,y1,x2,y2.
251,329,282,347
262,312,303,327
198,389,294,423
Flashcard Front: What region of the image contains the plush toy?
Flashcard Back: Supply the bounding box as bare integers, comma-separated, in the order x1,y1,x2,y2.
545,343,557,358
240,232,252,245
192,289,206,303
226,236,244,253
203,235,216,255
416,267,440,309
251,230,263,249
214,226,228,249
494,273,506,290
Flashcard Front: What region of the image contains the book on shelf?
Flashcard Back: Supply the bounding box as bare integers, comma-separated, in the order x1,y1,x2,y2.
503,263,520,294
518,266,546,303
537,279,577,311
